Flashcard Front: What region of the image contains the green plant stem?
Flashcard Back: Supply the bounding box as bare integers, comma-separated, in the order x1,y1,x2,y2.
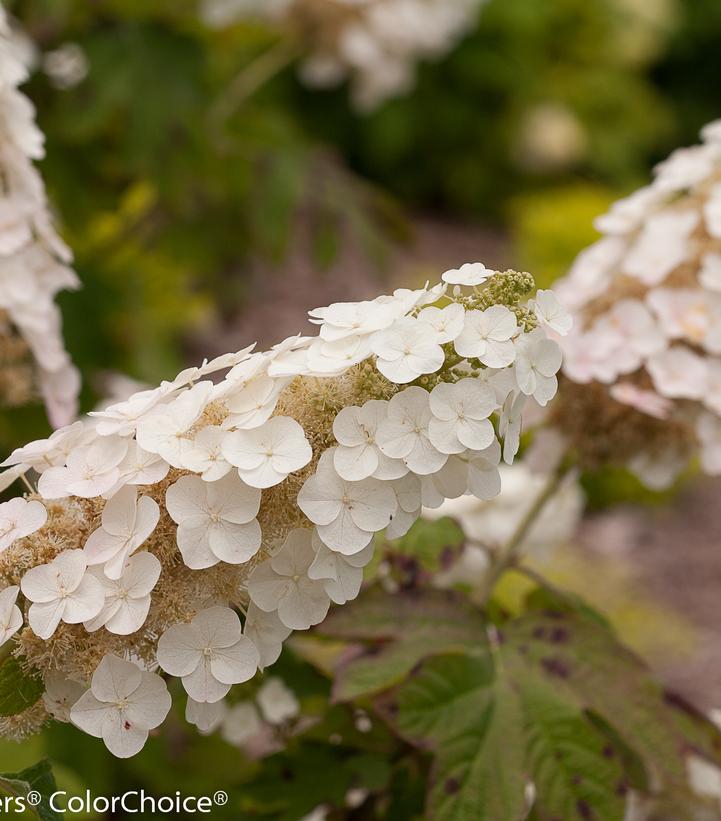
479,456,574,602
209,39,300,143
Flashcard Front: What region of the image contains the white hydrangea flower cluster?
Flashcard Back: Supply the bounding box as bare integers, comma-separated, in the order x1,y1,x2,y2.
201,0,487,111
0,264,564,757
553,120,721,487
0,7,80,426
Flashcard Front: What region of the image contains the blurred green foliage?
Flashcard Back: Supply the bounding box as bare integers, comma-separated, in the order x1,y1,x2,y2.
3,0,719,427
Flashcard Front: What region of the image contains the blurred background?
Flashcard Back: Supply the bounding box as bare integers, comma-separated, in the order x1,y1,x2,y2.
2,0,721,814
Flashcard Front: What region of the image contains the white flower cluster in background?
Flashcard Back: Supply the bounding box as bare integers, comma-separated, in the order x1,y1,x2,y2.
187,675,302,755
425,463,584,595
554,120,721,487
0,263,565,757
200,0,487,111
0,6,80,426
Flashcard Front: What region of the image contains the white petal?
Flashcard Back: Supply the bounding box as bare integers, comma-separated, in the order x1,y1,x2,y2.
183,658,230,703
209,636,259,685
125,671,171,730
157,624,203,677
91,655,143,702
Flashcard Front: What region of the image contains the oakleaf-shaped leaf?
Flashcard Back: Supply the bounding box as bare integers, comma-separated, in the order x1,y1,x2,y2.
388,653,528,821
317,588,486,701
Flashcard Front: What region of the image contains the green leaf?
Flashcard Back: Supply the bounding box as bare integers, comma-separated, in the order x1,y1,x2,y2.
387,517,466,575
502,610,721,791
516,681,627,820
317,588,486,701
0,656,43,717
390,653,528,821
0,760,60,820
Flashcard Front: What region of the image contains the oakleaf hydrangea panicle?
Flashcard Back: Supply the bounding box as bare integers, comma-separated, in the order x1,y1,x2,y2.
0,264,564,755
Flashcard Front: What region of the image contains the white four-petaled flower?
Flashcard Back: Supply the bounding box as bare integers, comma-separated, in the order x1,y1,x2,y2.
376,387,447,475
0,497,47,552
370,317,444,383
70,655,171,758
84,552,161,635
533,289,573,336
83,486,160,580
441,262,489,286
21,549,105,639
428,379,497,454
332,400,406,482
222,416,312,489
513,330,563,406
156,606,259,703
38,436,128,499
454,306,518,368
166,472,261,569
298,451,397,554
247,529,331,629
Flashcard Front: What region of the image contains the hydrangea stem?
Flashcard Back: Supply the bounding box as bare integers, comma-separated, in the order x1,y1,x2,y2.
480,455,575,602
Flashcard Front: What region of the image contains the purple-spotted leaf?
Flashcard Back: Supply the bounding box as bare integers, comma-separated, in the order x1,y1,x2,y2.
316,587,486,701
